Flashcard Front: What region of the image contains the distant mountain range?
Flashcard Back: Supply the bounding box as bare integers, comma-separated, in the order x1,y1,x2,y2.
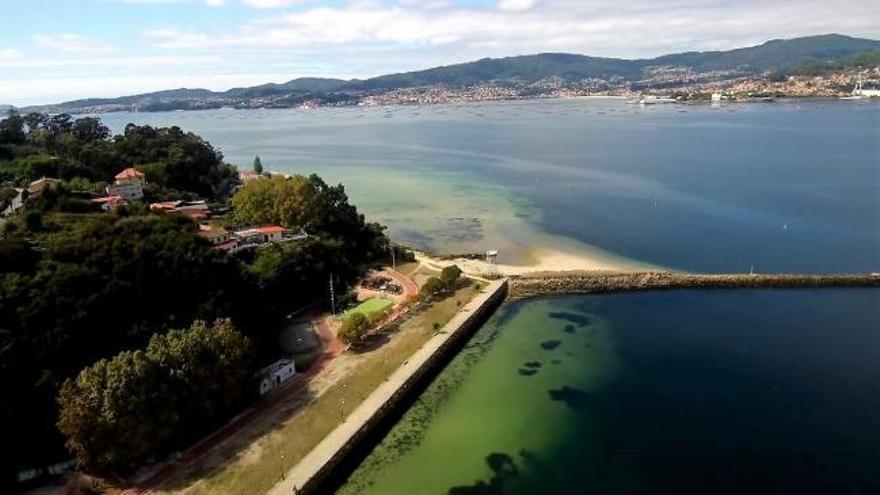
20,34,880,114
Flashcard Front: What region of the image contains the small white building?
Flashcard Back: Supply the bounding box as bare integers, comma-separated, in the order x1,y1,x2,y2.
198,224,231,245
234,226,284,245
1,187,24,216
107,167,145,200
259,359,296,396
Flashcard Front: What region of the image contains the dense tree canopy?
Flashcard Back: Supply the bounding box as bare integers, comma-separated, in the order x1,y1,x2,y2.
0,213,261,472
232,173,388,263
58,319,253,472
0,110,391,481
0,110,237,201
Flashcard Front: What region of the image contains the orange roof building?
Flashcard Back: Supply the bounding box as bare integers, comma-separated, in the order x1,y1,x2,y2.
115,167,145,182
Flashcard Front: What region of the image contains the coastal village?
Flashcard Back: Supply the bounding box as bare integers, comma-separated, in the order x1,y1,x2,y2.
1,142,493,493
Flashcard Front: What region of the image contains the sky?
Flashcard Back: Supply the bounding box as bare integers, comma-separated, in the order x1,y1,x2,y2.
1,0,878,106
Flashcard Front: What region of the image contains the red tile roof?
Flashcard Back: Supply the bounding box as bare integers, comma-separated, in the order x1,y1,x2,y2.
115,167,145,180
257,226,284,234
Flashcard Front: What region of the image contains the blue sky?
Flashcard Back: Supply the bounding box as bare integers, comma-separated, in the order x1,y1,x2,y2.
1,0,877,105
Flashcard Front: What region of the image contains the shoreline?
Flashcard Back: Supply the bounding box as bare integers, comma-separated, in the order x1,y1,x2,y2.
416,242,661,279
42,92,878,118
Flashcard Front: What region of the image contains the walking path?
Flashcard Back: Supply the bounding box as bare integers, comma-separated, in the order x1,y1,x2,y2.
268,278,508,495
129,314,344,493
131,265,420,493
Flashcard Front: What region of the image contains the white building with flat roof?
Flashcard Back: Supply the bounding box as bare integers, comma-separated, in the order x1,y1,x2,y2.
259,359,296,395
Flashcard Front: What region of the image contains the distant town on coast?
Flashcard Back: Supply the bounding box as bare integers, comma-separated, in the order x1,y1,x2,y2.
2,0,880,491
13,34,880,115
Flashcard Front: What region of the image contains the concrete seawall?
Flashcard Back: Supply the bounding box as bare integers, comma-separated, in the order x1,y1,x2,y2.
269,278,509,495
509,271,880,300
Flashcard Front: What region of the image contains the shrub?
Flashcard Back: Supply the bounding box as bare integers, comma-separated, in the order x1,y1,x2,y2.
420,276,446,300
440,264,462,289
338,312,370,345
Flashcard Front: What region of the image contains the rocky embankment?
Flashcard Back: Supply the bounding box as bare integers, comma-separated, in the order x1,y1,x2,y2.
508,271,880,300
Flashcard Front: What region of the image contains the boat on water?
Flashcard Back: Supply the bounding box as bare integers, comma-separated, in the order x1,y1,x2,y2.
638,95,678,105
846,71,880,98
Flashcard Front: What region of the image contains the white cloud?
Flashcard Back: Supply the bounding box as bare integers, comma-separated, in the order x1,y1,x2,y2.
241,0,305,7
0,48,23,62
32,34,116,53
497,0,536,13
141,0,880,59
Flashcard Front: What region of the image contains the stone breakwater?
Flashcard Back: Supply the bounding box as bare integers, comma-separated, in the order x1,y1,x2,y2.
270,279,508,495
508,271,880,300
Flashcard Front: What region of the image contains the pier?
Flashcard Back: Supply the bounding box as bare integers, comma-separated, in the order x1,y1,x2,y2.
508,271,880,300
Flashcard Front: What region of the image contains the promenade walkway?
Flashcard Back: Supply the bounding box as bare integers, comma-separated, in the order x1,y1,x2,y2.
269,278,508,495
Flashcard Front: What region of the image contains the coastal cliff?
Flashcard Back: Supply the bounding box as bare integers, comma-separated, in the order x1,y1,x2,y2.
508,271,880,300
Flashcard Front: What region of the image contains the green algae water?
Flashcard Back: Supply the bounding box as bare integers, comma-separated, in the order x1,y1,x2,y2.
338,289,880,494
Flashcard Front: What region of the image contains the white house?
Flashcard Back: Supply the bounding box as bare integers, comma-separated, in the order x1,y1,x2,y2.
1,187,24,216
107,167,145,200
198,224,231,245
259,359,296,395
234,226,284,245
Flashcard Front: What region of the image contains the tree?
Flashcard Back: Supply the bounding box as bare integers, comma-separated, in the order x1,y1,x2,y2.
338,312,370,345
253,155,263,174
440,264,463,289
420,276,446,300
232,174,389,263
57,319,254,472
57,350,173,471
0,109,25,145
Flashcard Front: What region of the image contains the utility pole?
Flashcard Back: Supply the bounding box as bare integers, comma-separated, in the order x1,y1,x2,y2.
329,273,336,315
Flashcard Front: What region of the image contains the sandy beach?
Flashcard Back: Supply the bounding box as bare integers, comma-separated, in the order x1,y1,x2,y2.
415,242,659,278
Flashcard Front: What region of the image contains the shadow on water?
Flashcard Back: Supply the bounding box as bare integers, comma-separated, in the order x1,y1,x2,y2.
548,386,590,411
318,297,507,493
540,340,561,350
448,452,518,495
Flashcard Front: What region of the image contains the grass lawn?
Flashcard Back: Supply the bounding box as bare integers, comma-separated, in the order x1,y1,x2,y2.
344,297,393,318
159,284,481,495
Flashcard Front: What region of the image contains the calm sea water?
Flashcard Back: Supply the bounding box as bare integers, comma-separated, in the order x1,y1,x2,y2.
339,290,880,494
98,101,880,493
100,99,880,272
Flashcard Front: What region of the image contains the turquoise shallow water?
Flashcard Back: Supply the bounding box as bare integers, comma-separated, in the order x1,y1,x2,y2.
95,101,880,492
100,99,880,271
339,290,880,494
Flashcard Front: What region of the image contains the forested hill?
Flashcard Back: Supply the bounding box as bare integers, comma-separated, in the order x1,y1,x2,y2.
355,34,880,90
21,34,880,113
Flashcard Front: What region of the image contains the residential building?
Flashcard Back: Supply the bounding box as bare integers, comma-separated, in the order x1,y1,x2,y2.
27,177,61,198
239,170,262,183
90,195,127,212
198,224,231,245
107,167,145,200
150,200,210,220
1,187,25,216
234,225,284,244
259,359,296,395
